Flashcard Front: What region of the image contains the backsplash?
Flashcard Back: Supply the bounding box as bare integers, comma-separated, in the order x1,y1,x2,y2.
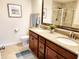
40,24,79,40
55,28,72,37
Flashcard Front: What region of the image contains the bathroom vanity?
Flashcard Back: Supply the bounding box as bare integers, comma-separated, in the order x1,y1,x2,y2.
29,28,78,59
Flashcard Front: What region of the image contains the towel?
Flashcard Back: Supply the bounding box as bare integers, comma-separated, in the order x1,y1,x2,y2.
30,14,39,27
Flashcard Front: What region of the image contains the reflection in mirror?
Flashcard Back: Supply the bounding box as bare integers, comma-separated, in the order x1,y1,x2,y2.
43,0,77,27
53,1,77,27
43,0,53,24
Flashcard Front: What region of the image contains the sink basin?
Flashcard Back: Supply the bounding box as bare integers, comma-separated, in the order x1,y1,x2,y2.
56,37,78,46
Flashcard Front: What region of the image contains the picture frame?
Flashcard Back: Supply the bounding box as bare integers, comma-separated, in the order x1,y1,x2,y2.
7,4,22,18
43,8,47,18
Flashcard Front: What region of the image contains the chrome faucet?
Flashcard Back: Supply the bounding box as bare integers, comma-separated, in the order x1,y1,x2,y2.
69,31,77,40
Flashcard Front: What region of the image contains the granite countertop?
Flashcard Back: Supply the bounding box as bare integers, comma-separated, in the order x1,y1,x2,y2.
29,28,79,55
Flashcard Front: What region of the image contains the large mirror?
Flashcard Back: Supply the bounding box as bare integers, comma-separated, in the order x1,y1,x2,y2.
42,0,79,29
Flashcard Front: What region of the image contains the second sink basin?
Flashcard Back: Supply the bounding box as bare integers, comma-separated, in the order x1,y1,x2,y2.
56,37,78,46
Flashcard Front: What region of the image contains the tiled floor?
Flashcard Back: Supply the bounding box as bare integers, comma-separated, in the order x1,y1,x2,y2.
1,43,37,59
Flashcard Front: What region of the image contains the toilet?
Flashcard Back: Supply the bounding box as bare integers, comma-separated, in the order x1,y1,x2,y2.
20,35,29,49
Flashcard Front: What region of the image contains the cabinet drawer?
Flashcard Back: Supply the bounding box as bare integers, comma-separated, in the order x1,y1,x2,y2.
29,31,38,38
39,36,45,44
39,42,45,54
46,40,77,59
39,52,44,59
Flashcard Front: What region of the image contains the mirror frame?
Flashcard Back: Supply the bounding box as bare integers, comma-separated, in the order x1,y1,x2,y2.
41,0,79,32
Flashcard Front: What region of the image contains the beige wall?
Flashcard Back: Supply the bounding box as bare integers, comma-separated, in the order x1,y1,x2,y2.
31,0,42,17
53,2,62,9
62,2,77,9
73,0,79,28
0,0,32,43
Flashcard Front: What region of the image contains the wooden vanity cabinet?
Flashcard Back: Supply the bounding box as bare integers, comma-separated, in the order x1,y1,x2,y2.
29,31,38,57
29,30,77,59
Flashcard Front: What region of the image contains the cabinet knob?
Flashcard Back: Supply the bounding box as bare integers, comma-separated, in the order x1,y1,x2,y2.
40,46,43,49
32,38,34,40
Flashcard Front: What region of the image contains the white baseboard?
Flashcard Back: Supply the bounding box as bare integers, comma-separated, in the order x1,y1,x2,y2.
0,40,22,47
6,40,22,46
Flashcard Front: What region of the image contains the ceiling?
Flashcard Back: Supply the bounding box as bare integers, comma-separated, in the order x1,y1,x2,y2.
53,0,77,3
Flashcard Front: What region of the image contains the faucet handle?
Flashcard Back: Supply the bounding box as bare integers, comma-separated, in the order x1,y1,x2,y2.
69,31,72,37
73,32,79,40
69,31,74,38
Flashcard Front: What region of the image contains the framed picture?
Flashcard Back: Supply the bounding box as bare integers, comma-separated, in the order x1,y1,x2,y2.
7,4,22,18
43,8,47,18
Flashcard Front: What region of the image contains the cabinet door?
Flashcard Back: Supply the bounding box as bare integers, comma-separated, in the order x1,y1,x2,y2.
33,38,38,56
45,46,65,59
29,36,34,51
